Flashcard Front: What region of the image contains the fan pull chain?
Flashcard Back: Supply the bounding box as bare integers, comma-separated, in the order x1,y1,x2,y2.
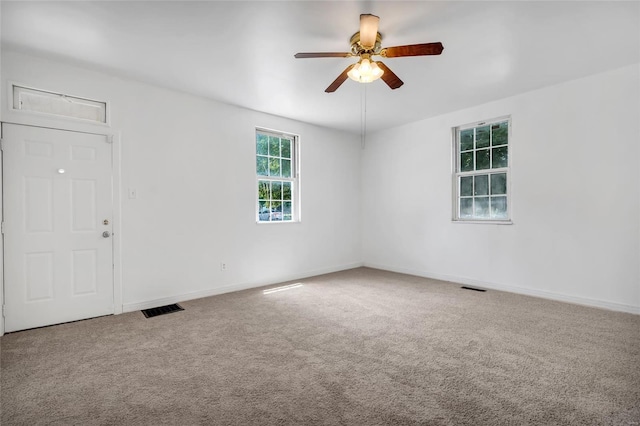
361,84,367,149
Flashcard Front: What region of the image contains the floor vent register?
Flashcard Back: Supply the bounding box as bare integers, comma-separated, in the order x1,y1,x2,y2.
461,286,486,292
142,303,184,318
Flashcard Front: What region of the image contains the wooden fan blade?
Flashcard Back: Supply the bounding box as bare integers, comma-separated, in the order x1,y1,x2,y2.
294,52,352,58
325,64,356,93
381,42,444,58
376,62,404,89
360,14,380,49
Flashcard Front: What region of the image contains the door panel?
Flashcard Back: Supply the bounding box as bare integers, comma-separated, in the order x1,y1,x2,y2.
3,123,114,332
25,177,54,232
71,178,97,231
25,252,54,301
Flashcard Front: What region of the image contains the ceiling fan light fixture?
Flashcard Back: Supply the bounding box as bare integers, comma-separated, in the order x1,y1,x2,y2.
359,58,372,74
294,14,443,92
347,58,384,83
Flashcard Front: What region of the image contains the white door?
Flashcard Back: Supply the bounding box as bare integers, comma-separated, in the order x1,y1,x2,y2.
3,123,114,332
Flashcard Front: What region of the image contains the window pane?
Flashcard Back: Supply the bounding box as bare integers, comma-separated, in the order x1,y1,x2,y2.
492,146,508,169
491,196,507,219
283,201,292,215
268,136,280,157
476,126,490,148
258,201,271,221
476,149,490,170
475,197,490,218
460,129,474,151
460,198,473,218
272,181,282,200
256,156,268,176
281,139,291,159
474,175,489,196
492,122,508,146
269,158,281,176
460,152,474,172
460,176,473,196
282,182,292,200
258,180,270,200
282,159,291,178
257,134,269,155
491,173,507,195
271,202,282,221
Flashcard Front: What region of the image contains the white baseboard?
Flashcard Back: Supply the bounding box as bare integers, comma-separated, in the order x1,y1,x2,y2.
122,262,364,313
363,262,640,315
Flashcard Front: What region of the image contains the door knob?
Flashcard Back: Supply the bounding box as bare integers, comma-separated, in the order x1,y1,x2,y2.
102,231,111,238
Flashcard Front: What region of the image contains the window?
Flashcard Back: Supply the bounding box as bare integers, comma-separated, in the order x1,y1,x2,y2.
453,117,510,222
12,85,107,124
256,129,299,222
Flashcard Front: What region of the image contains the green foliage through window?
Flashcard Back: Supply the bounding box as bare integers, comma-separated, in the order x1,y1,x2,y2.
256,130,297,222
455,118,510,221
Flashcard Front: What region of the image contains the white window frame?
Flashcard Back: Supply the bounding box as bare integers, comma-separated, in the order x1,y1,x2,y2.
9,83,109,125
452,116,512,224
255,128,300,224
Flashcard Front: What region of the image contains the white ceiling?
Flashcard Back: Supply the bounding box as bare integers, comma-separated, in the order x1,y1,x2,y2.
2,1,639,134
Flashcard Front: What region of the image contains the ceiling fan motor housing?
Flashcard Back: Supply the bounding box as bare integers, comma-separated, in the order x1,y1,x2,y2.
350,32,383,55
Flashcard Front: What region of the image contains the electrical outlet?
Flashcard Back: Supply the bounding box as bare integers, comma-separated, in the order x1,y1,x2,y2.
220,262,227,271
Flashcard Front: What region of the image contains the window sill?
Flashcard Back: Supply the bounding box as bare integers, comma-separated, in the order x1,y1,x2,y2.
452,220,513,225
256,221,301,225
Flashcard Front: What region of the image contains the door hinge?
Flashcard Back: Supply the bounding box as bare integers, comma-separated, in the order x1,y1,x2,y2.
1,222,4,234
0,138,4,151
2,305,5,318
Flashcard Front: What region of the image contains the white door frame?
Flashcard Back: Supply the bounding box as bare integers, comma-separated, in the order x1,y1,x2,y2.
0,121,122,336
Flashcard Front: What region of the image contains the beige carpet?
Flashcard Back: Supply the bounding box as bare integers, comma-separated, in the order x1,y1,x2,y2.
1,268,639,425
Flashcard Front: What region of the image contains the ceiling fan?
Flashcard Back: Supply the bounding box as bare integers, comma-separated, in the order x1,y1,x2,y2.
294,14,444,93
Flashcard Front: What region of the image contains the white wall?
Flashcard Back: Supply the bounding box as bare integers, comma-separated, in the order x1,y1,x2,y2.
2,48,638,320
362,64,640,313
1,50,363,311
